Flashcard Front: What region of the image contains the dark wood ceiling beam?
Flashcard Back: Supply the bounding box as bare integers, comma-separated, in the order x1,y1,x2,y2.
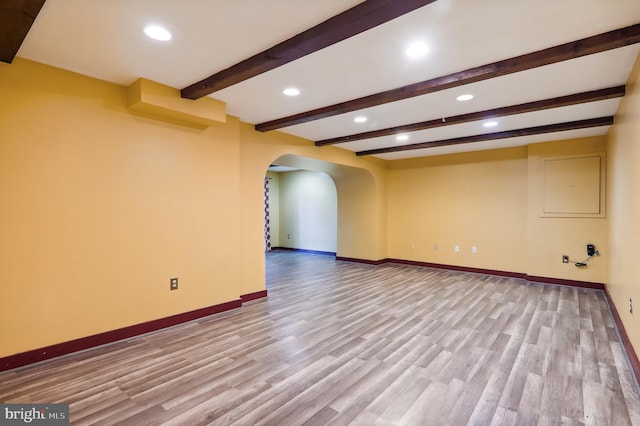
257,24,640,132
181,0,438,100
355,117,614,156
316,85,625,146
0,0,47,63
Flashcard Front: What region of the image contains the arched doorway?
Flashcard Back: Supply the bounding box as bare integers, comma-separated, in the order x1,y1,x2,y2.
264,167,338,255
262,154,383,260
237,148,385,299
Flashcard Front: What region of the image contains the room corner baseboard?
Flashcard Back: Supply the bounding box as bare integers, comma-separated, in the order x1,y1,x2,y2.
525,275,605,290
340,256,524,277
385,258,527,279
340,256,606,290
241,290,268,303
0,290,267,373
604,287,640,387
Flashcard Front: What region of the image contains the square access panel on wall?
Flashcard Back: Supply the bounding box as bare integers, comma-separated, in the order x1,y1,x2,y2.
542,153,605,218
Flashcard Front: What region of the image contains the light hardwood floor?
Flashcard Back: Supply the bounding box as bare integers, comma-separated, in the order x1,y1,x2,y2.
1,251,640,425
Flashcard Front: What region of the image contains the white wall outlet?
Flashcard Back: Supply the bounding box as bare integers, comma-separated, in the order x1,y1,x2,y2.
472,246,477,254
454,245,460,253
434,244,438,251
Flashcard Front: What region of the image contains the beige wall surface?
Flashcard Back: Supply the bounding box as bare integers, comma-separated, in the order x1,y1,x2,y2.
607,53,640,354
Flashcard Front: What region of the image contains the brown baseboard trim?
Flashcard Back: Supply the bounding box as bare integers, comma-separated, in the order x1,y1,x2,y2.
390,260,608,290
604,287,640,387
525,275,605,290
341,256,524,278
339,256,606,290
0,298,246,373
386,258,527,279
336,256,386,265
241,290,268,303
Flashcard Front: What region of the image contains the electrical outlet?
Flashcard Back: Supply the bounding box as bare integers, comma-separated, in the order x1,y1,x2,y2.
562,255,569,263
471,246,477,254
434,244,438,251
454,245,460,253
170,277,178,290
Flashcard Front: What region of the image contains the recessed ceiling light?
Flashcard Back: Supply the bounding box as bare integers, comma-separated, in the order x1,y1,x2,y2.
144,25,172,41
483,121,499,128
396,134,410,142
283,88,300,96
456,94,474,102
406,42,429,59
354,116,367,123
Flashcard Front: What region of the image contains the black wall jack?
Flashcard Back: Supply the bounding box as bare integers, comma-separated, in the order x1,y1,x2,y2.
563,243,599,268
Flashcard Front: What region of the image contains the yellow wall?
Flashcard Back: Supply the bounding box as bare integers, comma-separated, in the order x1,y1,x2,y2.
0,59,243,356
0,58,387,357
607,53,640,353
387,147,528,272
387,139,608,283
2,53,637,360
527,138,607,283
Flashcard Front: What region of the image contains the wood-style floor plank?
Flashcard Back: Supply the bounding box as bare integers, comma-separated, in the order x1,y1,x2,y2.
1,250,639,425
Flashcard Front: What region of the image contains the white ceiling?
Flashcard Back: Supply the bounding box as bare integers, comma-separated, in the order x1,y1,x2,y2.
15,0,640,160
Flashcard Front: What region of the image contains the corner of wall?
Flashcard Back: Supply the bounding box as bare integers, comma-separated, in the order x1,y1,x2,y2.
606,50,640,366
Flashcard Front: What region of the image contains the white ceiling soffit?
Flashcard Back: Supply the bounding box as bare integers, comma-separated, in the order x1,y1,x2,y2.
16,0,640,160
